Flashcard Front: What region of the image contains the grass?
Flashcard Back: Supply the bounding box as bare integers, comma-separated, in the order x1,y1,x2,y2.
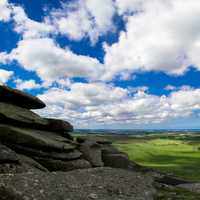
75,133,200,198
155,187,200,200
113,137,200,181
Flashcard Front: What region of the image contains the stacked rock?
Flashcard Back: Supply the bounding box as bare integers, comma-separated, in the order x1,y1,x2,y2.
0,85,132,174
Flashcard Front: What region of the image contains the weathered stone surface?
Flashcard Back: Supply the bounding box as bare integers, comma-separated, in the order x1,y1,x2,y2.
0,186,23,200
79,141,104,167
0,85,46,109
0,143,48,173
34,157,91,171
46,118,73,133
101,144,121,155
17,154,48,172
0,161,43,174
101,144,132,168
0,102,48,127
102,153,130,169
0,103,73,135
0,143,19,163
0,168,156,200
0,146,48,174
0,125,76,151
10,144,82,160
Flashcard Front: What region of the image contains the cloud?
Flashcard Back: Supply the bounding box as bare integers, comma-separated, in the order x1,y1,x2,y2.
4,0,200,84
35,82,200,128
169,88,200,116
165,84,193,91
115,0,143,16
55,78,72,89
12,6,54,39
3,0,200,83
0,69,14,84
0,0,11,22
103,0,200,80
1,0,200,128
0,52,10,64
14,79,41,90
48,0,116,44
0,1,54,39
10,38,105,85
36,82,128,125
38,82,127,108
165,85,177,91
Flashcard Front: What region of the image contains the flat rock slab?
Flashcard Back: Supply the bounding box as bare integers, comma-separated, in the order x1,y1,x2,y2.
9,144,82,161
17,154,48,172
34,157,91,171
0,102,48,127
0,125,76,151
0,103,73,134
0,167,156,200
0,85,45,109
0,143,19,163
45,118,73,133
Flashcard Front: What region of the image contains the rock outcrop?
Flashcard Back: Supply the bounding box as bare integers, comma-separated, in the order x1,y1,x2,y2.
0,85,158,199
0,85,135,172
0,85,45,109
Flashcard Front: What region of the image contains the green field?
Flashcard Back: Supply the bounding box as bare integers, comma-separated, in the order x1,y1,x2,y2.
112,135,200,181
75,133,200,199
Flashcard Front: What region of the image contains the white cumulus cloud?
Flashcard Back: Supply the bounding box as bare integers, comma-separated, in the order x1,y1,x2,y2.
12,6,54,39
48,0,116,44
103,0,200,80
35,82,200,128
10,38,105,85
0,69,14,84
14,79,41,90
0,0,11,22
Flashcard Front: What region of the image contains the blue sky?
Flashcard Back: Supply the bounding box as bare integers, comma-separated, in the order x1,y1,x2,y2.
1,0,200,129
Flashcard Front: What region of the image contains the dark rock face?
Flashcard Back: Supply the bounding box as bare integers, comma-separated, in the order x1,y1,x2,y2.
0,186,24,200
45,118,73,133
0,103,73,135
79,139,104,167
0,125,76,151
102,153,130,168
0,102,48,127
0,85,46,109
34,157,91,171
101,144,132,168
0,143,48,173
101,144,123,155
0,157,47,174
9,144,82,161
0,143,19,163
0,168,156,200
17,154,48,172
